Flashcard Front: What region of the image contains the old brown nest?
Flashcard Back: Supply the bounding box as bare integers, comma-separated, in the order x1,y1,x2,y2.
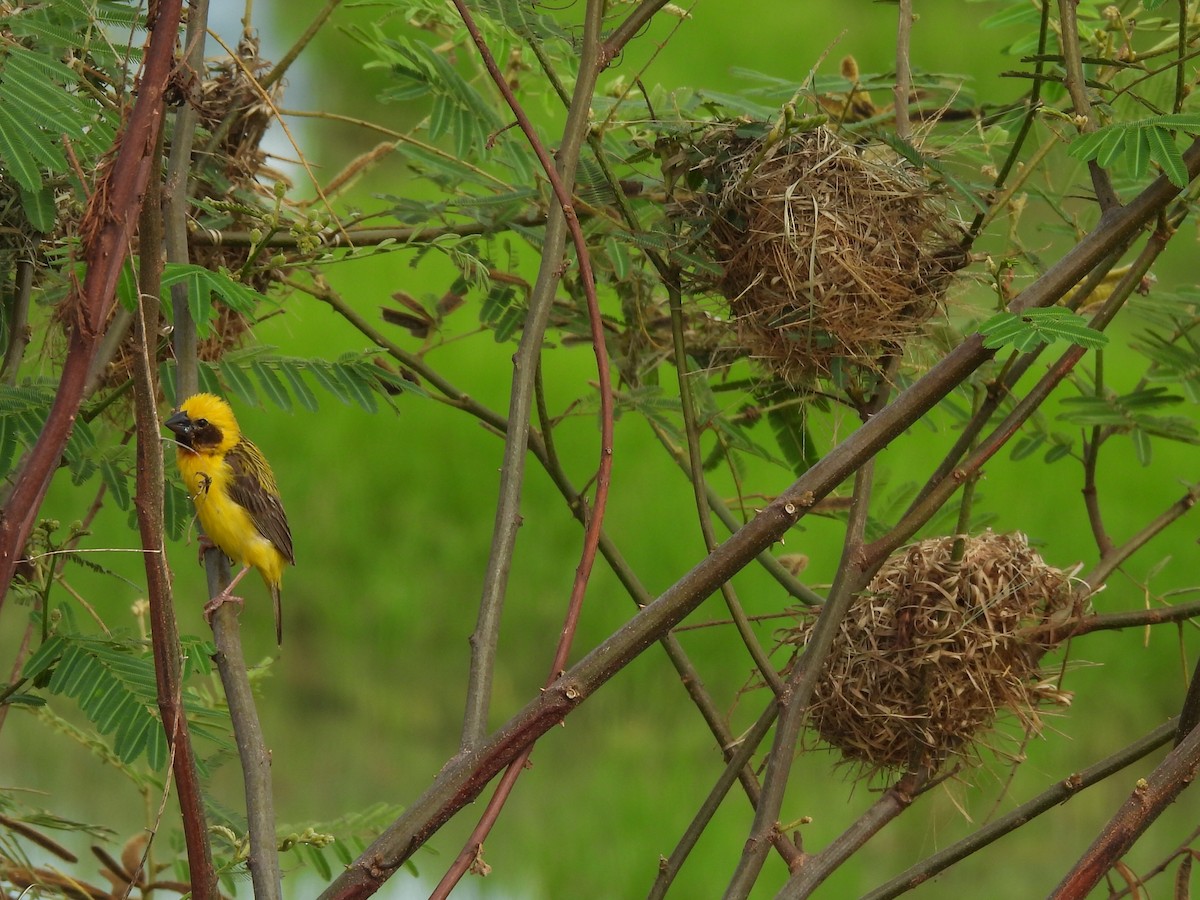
686,125,967,384
783,531,1077,777
55,37,286,396
188,33,289,294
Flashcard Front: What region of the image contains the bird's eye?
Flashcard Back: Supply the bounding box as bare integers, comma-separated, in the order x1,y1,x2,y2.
195,418,208,428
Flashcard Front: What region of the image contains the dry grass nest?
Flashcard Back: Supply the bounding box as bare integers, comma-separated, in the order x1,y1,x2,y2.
685,125,968,384
54,36,286,397
783,531,1078,777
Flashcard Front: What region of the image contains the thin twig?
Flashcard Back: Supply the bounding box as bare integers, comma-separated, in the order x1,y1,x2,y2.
1057,0,1120,210
190,214,547,249
259,0,342,90
434,0,615,890
893,0,913,142
1080,354,1114,554
1031,595,1200,644
456,0,608,752
133,142,217,899
1,235,38,385
1081,482,1200,593
648,704,788,899
863,719,1178,900
966,0,1051,243
601,0,679,66
667,275,783,694
164,0,209,402
1175,0,1188,114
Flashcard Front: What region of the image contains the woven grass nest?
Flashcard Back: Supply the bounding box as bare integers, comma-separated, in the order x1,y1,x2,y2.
784,531,1077,777
687,125,967,383
54,37,284,397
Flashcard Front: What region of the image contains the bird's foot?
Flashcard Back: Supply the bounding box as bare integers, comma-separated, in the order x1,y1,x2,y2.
203,588,245,627
197,534,219,566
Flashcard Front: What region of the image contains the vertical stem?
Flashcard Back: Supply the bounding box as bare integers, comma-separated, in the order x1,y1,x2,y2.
165,0,209,403
722,458,878,899
210,607,282,899
458,0,607,751
134,129,218,900
1,237,38,385
893,0,913,142
1057,0,1120,210
165,3,281,893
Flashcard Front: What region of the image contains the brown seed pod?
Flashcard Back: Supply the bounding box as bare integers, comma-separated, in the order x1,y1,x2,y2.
683,125,967,384
783,531,1077,777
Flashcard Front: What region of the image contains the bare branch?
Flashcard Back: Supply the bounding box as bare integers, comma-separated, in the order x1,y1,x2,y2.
1051,716,1200,898
864,720,1178,900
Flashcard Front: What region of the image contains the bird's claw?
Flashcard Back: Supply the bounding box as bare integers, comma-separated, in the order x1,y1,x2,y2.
203,589,245,627
197,534,218,567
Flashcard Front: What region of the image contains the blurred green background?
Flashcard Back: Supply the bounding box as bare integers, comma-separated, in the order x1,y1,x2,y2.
5,1,1200,897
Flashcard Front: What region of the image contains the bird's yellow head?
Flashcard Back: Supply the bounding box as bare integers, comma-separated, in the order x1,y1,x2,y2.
165,393,242,455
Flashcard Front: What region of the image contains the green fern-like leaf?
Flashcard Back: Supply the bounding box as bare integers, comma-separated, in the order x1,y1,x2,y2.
160,264,268,338
980,308,1109,351
279,361,321,412
23,634,230,768
1058,387,1199,455
1069,114,1200,187
767,403,819,477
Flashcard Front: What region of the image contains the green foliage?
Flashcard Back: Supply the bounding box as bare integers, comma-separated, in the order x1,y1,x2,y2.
280,803,414,882
979,308,1110,352
21,633,227,769
1059,386,1198,464
1069,113,1200,187
0,0,124,229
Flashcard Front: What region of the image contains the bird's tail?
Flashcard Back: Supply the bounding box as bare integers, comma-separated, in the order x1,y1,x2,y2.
271,583,283,645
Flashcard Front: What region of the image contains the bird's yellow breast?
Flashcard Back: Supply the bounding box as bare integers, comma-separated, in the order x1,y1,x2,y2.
176,448,287,587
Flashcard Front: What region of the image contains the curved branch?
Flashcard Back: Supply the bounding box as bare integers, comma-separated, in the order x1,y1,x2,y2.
435,0,615,888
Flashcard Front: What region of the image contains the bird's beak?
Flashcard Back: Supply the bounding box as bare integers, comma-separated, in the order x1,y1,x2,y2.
164,410,192,438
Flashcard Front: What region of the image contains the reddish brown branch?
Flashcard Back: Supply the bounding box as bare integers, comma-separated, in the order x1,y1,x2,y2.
431,0,614,893
1051,714,1200,898
0,0,183,604
133,159,218,899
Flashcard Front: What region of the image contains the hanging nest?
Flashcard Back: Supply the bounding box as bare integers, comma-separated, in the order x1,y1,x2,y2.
681,124,968,384
54,35,287,398
783,531,1078,778
188,32,290,296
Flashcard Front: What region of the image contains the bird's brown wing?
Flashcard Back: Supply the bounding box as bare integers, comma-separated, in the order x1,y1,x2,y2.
225,439,295,565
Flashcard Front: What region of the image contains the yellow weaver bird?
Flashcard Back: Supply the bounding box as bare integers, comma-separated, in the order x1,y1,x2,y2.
165,393,294,643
